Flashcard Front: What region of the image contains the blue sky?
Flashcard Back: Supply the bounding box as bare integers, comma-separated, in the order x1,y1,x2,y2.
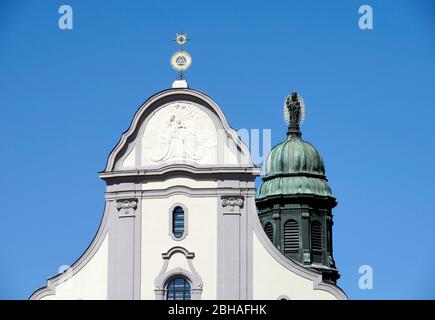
1,0,434,300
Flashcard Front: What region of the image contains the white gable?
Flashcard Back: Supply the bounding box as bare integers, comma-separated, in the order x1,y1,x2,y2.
30,87,347,301
141,102,218,166
107,89,251,173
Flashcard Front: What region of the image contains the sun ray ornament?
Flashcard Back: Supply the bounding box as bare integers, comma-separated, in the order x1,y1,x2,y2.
171,32,192,80
284,92,305,137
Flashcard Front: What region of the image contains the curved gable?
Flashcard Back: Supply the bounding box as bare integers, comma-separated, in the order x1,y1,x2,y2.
103,88,253,173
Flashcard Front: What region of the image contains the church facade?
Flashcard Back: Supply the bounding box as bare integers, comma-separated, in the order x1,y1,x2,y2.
30,80,347,300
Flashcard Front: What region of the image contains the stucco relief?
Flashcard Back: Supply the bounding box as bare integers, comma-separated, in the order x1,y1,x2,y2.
142,102,217,166
221,196,244,212
116,199,138,217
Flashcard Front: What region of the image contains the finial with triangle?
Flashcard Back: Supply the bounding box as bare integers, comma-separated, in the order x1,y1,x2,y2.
171,31,191,89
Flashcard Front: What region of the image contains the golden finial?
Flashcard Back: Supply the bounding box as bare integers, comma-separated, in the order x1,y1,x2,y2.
171,32,192,79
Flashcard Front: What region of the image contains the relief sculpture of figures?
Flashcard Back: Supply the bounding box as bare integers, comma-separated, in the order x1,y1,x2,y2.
150,112,200,162
143,102,217,165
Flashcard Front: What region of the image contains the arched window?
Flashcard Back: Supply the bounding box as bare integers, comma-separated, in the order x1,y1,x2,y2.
166,277,191,300
264,222,274,243
311,221,322,252
284,220,299,253
172,206,185,238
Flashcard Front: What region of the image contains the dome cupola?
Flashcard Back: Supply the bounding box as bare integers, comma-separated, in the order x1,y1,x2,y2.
255,92,339,283
258,92,333,199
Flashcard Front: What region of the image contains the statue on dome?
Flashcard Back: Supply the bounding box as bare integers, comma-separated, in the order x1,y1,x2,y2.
284,91,305,137
285,92,304,125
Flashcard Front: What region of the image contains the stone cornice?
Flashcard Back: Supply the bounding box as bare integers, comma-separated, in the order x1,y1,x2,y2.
104,186,256,201
99,164,260,180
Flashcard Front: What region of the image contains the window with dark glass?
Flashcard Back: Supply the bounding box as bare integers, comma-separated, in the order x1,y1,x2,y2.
166,277,191,300
284,220,299,253
172,206,185,238
264,222,274,243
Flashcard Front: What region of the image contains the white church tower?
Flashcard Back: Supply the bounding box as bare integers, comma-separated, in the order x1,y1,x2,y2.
30,34,346,300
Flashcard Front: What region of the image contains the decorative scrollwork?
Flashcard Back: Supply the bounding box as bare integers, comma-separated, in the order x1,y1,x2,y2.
222,197,244,211
116,199,138,216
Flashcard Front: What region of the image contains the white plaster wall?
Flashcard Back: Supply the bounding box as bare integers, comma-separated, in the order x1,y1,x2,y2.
41,234,109,300
251,232,336,300
140,193,218,300
166,252,191,271
223,134,246,165
142,177,217,190
122,145,136,168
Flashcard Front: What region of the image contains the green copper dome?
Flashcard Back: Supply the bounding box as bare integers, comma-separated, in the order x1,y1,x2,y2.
257,92,333,199
256,92,340,282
